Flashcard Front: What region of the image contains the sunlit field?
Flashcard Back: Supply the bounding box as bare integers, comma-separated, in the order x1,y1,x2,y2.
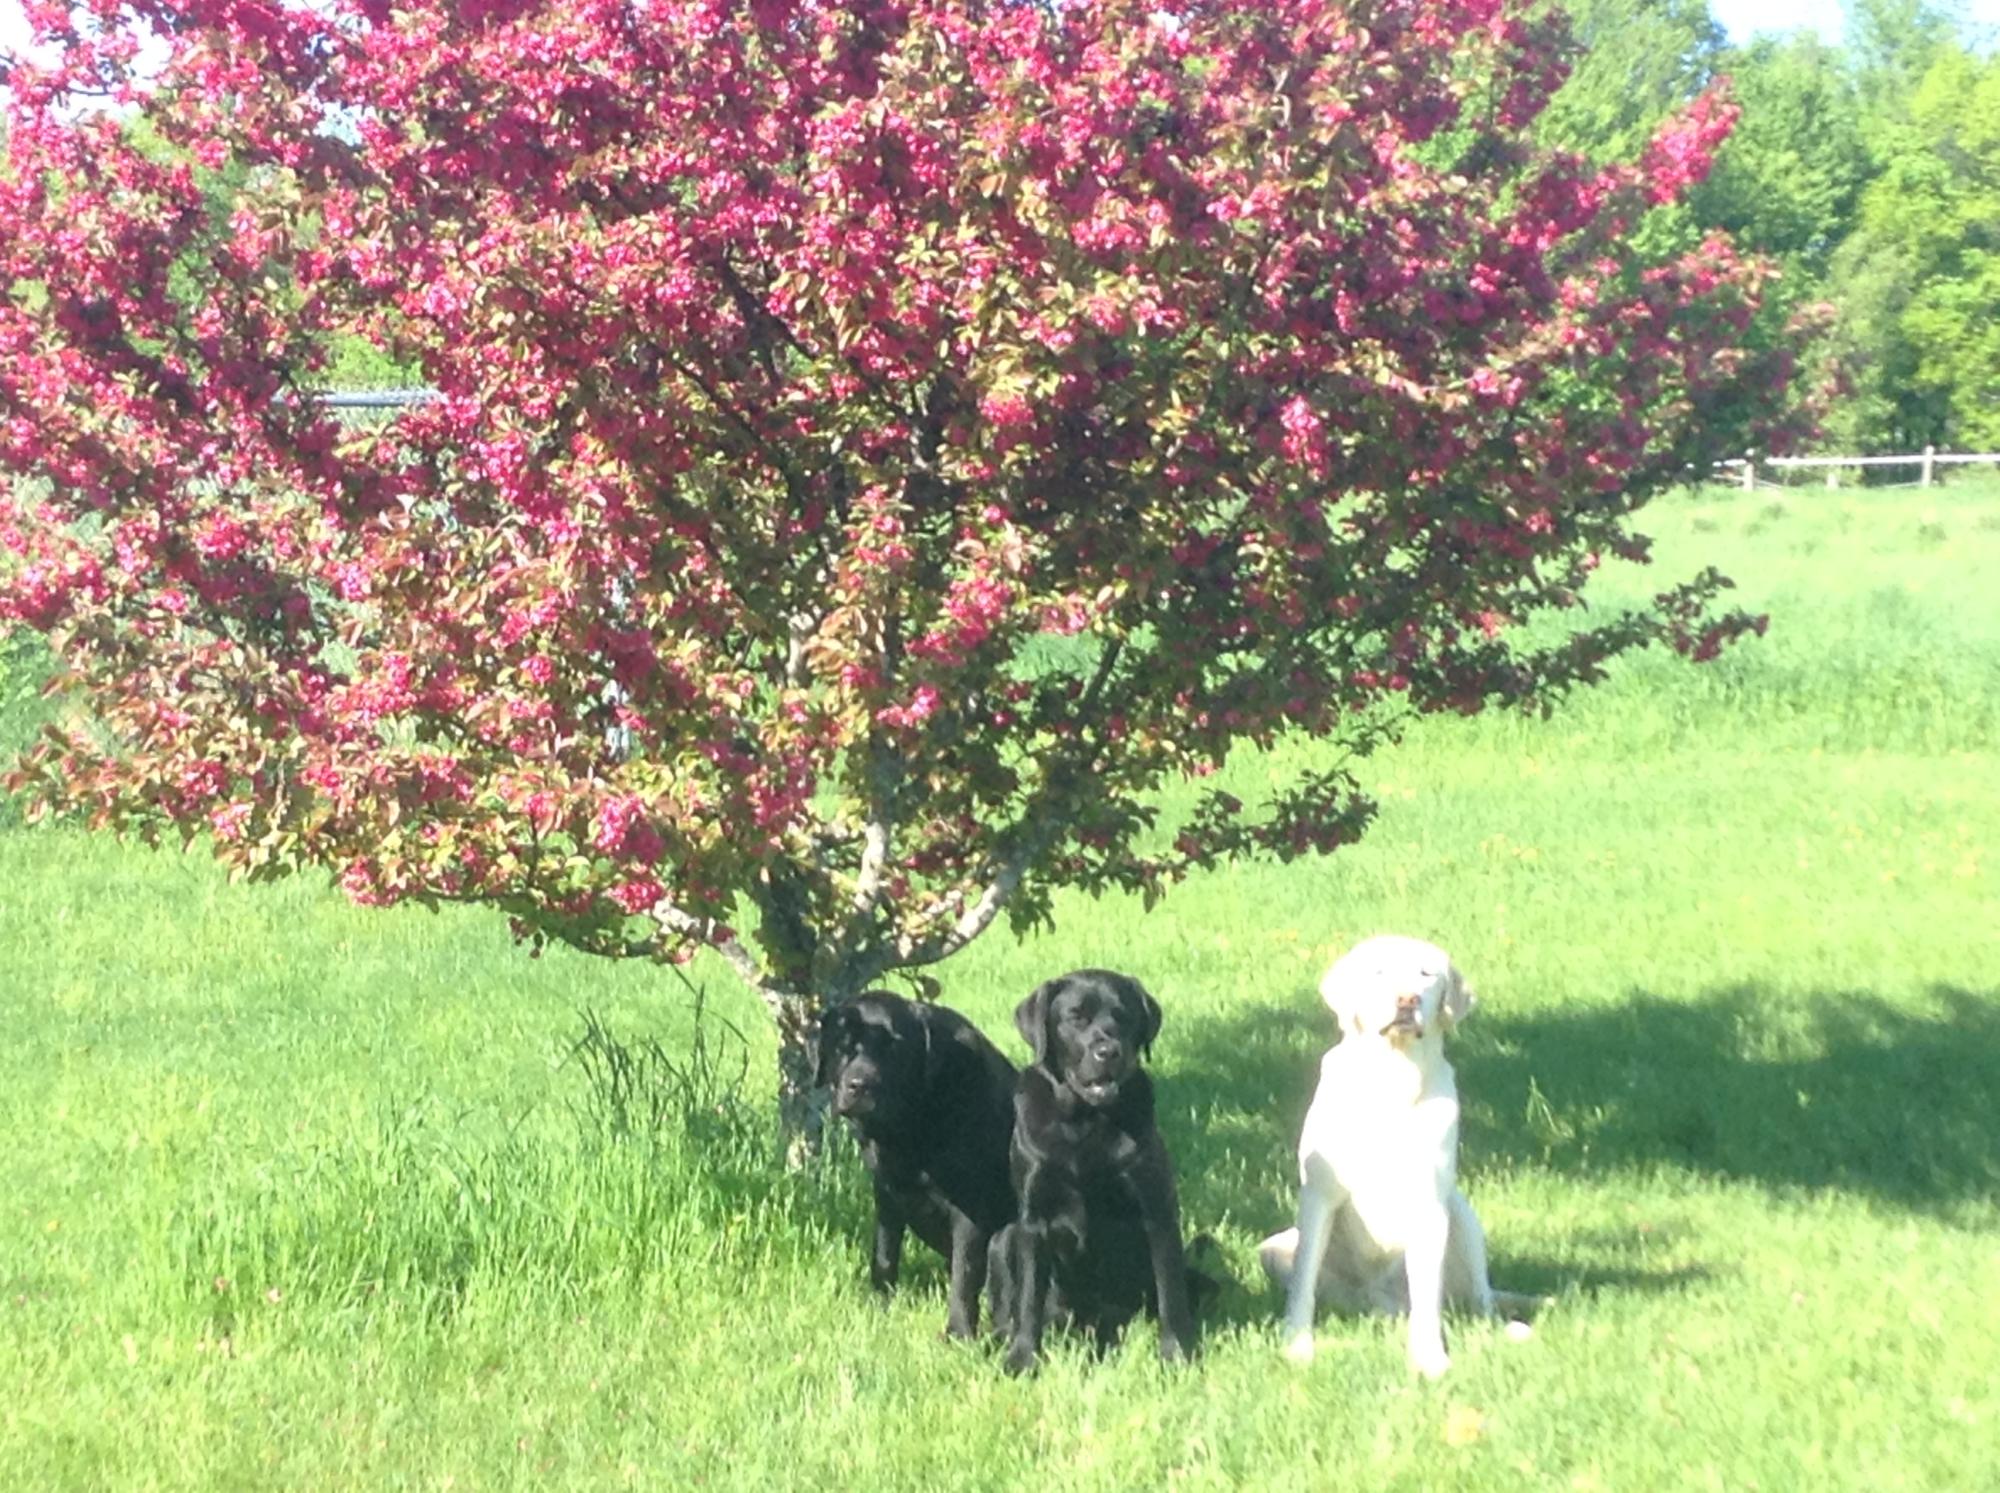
2,482,1995,1489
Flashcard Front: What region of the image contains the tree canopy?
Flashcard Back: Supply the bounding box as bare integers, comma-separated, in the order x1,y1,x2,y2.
3,0,1801,1139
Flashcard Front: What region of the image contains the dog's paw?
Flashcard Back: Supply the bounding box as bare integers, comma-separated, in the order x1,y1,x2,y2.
1281,1329,1316,1366
1002,1342,1039,1377
1258,1229,1300,1290
1410,1345,1451,1380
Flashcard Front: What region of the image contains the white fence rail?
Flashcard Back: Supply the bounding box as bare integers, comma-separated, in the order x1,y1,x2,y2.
1717,446,2000,490
317,389,437,409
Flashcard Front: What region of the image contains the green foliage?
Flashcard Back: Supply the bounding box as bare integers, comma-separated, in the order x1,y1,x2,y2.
1849,0,1964,114
320,332,419,391
1535,5,1859,440
0,626,53,824
1691,35,1868,273
2,487,1997,1487
1536,0,1726,164
1825,44,2000,450
1536,1,2000,454
1894,50,2000,447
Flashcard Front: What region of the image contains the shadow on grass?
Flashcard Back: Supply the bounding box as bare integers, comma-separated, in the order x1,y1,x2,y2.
1163,982,2000,1236
162,981,1998,1342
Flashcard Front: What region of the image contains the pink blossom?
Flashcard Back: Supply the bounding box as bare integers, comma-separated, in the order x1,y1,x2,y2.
878,684,942,729
334,563,371,602
979,392,1034,431
592,795,644,854
194,513,251,562
607,878,664,915
340,859,393,907
1279,395,1330,474
522,790,559,829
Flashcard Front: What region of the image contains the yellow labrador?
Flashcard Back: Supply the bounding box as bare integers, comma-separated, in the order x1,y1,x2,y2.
1259,935,1531,1377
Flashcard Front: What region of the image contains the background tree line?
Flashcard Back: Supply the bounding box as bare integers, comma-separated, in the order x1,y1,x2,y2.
1547,0,1999,454
11,0,1981,453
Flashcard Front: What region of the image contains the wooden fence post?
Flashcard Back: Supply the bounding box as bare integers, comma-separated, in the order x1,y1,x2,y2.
1921,445,1936,488
1741,451,1756,493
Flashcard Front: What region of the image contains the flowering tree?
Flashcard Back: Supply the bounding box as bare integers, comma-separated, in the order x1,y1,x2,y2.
1,0,1799,1150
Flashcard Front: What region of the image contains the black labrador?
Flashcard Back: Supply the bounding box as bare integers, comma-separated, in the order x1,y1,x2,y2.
815,991,1019,1339
990,968,1201,1374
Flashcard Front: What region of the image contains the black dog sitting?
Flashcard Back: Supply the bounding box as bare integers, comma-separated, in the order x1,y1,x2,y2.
990,968,1201,1374
815,991,1020,1339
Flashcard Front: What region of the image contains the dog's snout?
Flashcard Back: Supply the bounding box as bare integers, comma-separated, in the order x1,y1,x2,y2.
1089,1037,1124,1063
836,1067,880,1103
1382,994,1424,1037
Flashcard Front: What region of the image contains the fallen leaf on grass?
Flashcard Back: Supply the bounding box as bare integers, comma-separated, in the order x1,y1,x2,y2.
1444,1404,1487,1446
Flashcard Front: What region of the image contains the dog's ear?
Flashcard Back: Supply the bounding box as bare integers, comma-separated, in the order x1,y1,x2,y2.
1125,977,1164,1058
1318,949,1370,1035
812,1003,847,1089
1439,963,1478,1034
1013,978,1063,1066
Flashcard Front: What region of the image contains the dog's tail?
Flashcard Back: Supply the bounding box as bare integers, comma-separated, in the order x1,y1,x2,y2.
1184,1231,1225,1318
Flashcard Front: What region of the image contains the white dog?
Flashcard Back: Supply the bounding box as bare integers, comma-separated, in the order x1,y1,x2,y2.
1259,935,1530,1378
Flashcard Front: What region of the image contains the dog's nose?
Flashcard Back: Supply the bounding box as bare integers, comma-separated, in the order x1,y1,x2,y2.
1089,1039,1123,1063
1382,994,1424,1036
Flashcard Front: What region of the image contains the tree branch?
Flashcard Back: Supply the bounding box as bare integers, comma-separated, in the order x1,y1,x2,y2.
893,637,1126,968
852,749,898,922
640,893,766,990
849,603,905,925
893,814,1055,967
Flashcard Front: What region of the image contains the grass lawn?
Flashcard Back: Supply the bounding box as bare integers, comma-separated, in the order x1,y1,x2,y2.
2,482,1996,1490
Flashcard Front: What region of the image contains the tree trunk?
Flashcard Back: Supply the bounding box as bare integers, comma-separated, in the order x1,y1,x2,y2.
772,988,828,1170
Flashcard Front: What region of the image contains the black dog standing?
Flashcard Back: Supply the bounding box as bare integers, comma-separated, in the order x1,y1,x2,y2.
992,969,1200,1374
815,992,1020,1339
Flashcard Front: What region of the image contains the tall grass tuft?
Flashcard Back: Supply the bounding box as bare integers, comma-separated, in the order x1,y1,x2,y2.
564,975,755,1154
163,993,863,1337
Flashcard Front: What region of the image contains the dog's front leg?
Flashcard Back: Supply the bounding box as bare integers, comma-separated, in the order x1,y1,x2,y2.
1403,1199,1452,1379
868,1178,907,1296
985,1225,1020,1340
1141,1170,1198,1364
943,1210,988,1341
1001,1219,1048,1375
1281,1162,1342,1364
1442,1190,1497,1317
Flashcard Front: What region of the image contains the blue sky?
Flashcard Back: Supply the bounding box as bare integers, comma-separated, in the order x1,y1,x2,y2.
1710,0,1854,43
1712,0,1997,43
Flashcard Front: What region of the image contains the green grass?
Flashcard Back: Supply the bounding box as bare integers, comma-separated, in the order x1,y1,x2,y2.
3,483,1997,1489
